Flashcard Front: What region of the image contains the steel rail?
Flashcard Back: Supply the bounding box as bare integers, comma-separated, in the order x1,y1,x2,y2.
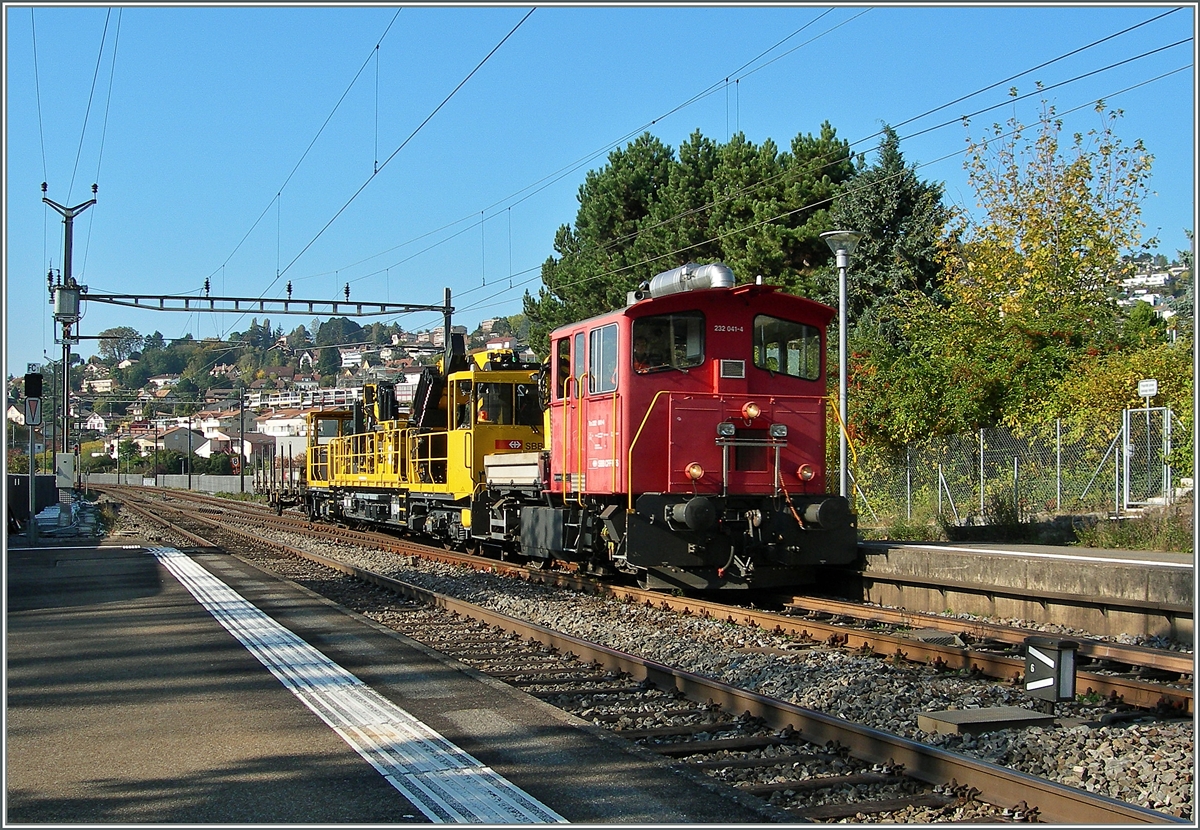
110,490,1188,824
782,594,1195,677
105,487,1194,712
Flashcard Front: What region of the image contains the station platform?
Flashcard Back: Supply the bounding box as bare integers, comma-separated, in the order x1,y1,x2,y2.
5,538,780,824
857,540,1194,645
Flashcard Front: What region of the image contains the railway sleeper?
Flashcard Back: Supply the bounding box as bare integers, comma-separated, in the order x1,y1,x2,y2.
790,792,961,821
647,734,794,756
686,749,843,770
739,771,905,796
506,670,621,686
614,720,741,739
527,684,651,698
585,706,711,724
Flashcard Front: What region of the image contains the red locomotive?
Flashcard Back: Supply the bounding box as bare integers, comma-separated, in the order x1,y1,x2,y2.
472,262,859,591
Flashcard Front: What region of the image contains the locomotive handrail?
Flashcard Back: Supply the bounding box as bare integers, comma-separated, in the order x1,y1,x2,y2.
826,391,859,467
626,389,672,512
574,371,590,505
610,391,620,488
559,375,578,507
464,430,473,484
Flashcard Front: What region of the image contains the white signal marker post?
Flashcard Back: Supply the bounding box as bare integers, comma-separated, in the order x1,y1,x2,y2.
26,396,42,544
1024,636,1079,705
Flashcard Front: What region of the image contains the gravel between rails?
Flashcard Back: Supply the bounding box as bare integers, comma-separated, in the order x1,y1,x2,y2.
118,507,1195,819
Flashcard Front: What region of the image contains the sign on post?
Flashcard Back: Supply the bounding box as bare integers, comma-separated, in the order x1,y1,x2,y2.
24,397,42,426
1138,378,1158,399
1024,637,1079,702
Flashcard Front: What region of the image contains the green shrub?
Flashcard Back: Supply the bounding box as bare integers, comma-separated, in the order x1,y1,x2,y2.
1074,500,1194,553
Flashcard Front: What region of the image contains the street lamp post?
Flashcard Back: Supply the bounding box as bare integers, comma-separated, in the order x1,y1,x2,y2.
820,230,863,499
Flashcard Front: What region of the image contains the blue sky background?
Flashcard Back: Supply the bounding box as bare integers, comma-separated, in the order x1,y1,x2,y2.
4,3,1196,377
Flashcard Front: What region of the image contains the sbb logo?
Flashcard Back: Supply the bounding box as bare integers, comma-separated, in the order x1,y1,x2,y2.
495,440,523,450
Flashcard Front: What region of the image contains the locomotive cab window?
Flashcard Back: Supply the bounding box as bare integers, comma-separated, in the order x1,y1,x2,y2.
753,315,821,380
589,324,618,394
475,382,542,427
313,414,348,441
554,338,571,400
514,382,542,426
574,332,586,393
454,380,472,429
632,311,704,373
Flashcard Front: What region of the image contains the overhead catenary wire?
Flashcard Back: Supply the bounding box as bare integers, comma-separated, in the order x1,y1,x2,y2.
305,8,1189,314
217,8,535,347
80,7,123,284
402,62,1192,338
30,8,48,183
299,8,846,291
424,45,1194,333
268,8,537,291
58,9,1192,366
66,8,111,204
207,8,404,285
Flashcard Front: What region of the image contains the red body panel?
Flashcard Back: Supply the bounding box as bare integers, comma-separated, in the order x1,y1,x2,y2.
547,284,834,501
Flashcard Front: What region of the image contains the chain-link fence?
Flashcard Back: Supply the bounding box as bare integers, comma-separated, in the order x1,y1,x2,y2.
839,410,1185,529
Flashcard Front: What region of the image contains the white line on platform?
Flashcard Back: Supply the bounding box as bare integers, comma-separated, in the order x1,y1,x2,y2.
863,542,1192,569
150,547,567,824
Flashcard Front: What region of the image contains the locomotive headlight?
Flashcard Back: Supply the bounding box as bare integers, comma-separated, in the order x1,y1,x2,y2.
769,423,788,439
741,401,761,420
716,422,736,437
797,463,816,482
685,462,705,481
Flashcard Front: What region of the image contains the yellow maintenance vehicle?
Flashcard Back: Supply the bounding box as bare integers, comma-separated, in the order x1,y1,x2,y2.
303,338,546,547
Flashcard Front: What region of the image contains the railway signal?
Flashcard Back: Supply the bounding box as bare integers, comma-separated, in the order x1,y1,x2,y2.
1024,636,1079,702
23,372,43,426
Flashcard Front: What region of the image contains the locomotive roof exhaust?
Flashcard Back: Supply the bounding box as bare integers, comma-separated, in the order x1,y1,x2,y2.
627,262,736,304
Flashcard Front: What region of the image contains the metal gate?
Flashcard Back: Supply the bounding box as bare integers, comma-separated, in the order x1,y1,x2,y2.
1123,406,1175,508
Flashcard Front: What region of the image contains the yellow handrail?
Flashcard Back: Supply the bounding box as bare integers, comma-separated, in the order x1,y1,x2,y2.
610,391,619,492
574,371,590,505
826,391,859,466
626,390,671,512
558,376,576,505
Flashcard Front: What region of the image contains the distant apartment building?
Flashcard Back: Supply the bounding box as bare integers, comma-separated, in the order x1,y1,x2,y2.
82,377,116,394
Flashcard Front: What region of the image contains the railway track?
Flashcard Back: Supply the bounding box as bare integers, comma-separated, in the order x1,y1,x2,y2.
98,486,1193,714
99,486,1188,823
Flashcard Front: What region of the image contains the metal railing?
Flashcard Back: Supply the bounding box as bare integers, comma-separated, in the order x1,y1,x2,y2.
840,409,1185,528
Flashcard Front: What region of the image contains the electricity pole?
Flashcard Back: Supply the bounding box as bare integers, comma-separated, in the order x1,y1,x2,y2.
44,183,96,456
45,184,96,528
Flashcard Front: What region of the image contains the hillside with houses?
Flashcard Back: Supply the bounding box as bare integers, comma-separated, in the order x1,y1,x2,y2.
7,312,533,476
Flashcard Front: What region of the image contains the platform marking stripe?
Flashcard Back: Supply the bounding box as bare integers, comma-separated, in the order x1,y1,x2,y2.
150,547,567,824
874,542,1191,569
154,549,559,822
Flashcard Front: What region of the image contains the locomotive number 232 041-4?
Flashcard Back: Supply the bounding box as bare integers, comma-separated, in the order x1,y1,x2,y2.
712,324,744,332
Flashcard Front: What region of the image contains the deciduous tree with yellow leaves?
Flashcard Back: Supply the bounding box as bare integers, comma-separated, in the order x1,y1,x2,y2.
851,91,1164,450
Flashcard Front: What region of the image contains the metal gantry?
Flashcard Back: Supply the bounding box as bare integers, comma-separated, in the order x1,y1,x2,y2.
43,238,454,527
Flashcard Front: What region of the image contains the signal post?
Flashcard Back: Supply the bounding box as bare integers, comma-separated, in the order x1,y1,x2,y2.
24,372,43,544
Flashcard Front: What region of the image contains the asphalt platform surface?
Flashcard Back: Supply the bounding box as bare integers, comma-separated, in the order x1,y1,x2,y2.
5,536,781,824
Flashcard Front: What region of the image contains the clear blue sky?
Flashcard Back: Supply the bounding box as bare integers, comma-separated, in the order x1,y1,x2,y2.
4,3,1196,379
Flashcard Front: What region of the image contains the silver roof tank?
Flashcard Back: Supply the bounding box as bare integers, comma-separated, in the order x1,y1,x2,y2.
647,262,735,298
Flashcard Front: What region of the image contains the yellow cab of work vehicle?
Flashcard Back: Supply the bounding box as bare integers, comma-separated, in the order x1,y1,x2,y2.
304,346,545,542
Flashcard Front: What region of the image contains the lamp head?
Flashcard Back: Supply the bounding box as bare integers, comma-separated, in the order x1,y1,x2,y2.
820,230,864,257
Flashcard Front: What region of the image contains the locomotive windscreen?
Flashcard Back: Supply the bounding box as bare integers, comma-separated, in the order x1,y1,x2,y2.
631,311,704,373
477,382,542,426
753,315,822,380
